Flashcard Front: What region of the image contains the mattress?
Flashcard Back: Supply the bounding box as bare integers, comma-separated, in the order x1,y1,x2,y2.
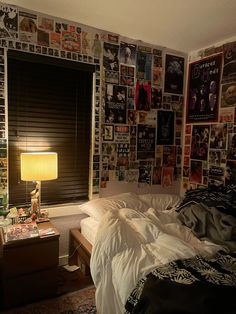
80,216,99,245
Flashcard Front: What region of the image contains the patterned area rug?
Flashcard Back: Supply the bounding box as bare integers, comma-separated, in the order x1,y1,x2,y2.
3,285,96,314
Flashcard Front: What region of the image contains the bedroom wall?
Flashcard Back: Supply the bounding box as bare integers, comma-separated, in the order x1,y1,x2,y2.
0,1,187,216
0,1,187,261
181,36,236,195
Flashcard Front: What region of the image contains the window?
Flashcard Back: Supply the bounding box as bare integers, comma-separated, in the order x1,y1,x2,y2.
8,51,94,208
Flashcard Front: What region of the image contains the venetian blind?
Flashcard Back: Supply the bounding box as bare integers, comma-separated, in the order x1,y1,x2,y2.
8,51,94,208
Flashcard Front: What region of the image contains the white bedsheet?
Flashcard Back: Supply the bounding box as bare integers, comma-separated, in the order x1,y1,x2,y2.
80,217,99,245
90,207,222,314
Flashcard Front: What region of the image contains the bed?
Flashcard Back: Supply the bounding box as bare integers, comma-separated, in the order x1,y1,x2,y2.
78,189,236,314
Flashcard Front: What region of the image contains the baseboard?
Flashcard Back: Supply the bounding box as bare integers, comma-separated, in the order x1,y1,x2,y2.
59,255,68,266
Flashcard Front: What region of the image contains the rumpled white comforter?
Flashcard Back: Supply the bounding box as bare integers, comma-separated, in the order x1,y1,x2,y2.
90,207,222,314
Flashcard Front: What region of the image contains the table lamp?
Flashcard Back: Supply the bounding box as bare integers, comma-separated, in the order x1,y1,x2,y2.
20,152,58,218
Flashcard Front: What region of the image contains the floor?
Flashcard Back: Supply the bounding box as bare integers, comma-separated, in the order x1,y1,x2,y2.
57,265,94,295
0,266,94,313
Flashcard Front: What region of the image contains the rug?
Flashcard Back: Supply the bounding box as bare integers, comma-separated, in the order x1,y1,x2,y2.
3,285,97,314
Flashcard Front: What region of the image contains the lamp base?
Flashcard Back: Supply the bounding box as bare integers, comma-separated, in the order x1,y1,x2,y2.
30,181,41,220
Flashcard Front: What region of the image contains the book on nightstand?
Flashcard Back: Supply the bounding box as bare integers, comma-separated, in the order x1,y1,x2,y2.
38,227,55,237
5,222,39,242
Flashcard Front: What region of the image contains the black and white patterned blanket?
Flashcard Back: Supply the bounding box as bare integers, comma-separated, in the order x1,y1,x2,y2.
125,251,236,314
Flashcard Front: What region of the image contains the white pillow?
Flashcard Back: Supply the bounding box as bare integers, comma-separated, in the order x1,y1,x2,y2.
138,193,182,211
79,192,148,221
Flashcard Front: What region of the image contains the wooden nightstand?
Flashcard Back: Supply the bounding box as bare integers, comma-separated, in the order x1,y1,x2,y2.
0,221,60,310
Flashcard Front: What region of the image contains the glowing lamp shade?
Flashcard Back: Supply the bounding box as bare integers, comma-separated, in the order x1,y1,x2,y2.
21,152,58,181
20,152,58,218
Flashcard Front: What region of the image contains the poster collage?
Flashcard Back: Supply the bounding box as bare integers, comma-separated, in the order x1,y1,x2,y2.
0,2,186,204
100,40,185,189
183,41,236,191
0,2,235,208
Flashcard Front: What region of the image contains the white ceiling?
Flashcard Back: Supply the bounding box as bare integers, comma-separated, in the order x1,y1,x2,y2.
8,0,236,53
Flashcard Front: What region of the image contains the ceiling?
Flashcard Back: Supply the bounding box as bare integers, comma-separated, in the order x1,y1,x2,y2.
8,0,236,53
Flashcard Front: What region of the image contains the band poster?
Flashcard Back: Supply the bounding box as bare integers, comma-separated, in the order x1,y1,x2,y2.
105,84,127,124
137,124,155,160
186,53,222,123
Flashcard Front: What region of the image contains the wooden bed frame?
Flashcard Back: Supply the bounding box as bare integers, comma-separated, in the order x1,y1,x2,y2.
68,228,92,275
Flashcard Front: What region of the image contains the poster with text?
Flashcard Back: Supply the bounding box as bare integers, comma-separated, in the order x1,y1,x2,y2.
105,84,127,124
137,124,155,159
186,53,222,123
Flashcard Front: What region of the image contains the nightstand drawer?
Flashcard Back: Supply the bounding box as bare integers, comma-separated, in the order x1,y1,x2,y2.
2,268,58,308
2,237,59,277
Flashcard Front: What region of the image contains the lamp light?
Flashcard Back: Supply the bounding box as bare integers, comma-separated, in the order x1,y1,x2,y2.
20,152,58,219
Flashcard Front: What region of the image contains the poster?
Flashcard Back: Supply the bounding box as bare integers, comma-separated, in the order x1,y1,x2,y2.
222,42,236,81
221,81,236,107
156,110,175,145
105,84,127,124
164,54,184,94
19,11,37,43
162,167,173,187
135,80,151,111
191,125,210,161
152,52,162,86
209,123,227,149
103,42,119,71
190,160,202,184
0,4,18,38
138,161,152,184
186,53,222,123
119,42,136,65
137,124,155,160
136,50,152,80
114,125,129,143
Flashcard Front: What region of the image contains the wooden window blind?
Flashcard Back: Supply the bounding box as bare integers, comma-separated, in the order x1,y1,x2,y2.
7,51,94,208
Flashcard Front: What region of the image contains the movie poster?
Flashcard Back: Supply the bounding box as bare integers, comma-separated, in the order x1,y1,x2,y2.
19,11,37,43
103,42,119,71
137,124,155,159
135,80,151,111
225,160,236,185
136,50,152,80
190,160,202,184
120,42,136,65
152,166,162,185
162,167,173,187
209,123,227,149
152,51,162,87
164,54,184,95
138,161,152,184
191,125,210,161
222,42,236,81
0,4,18,38
156,110,175,145
105,84,127,124
186,54,222,123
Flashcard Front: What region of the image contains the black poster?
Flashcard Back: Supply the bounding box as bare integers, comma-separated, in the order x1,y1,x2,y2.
164,54,184,95
156,110,174,145
137,124,155,159
186,53,222,123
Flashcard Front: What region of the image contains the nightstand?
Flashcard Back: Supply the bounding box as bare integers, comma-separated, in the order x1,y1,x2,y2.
0,221,60,310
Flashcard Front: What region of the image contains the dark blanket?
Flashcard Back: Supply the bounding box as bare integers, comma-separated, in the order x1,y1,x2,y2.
177,202,236,252
125,251,236,314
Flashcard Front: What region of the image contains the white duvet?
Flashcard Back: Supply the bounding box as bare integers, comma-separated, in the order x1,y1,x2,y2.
90,207,221,314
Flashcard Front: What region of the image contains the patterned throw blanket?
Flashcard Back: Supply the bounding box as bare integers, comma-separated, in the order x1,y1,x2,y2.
125,251,236,314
